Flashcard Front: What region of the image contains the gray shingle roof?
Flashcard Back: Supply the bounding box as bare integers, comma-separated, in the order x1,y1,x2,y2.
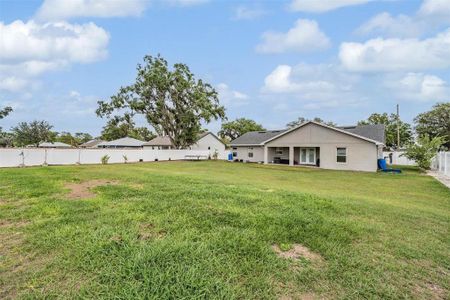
143,136,173,146
97,137,145,147
230,130,287,146
339,124,385,144
230,123,386,145
80,139,104,148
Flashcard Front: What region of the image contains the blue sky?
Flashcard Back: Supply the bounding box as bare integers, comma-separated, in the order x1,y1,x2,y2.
1,0,449,136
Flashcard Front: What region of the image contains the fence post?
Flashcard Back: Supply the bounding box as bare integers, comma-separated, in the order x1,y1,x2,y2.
445,152,448,176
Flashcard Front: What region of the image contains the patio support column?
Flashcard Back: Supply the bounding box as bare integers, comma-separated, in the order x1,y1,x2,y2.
263,146,268,164
289,146,294,166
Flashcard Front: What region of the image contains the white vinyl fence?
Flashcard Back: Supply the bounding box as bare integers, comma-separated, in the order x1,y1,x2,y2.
382,151,416,166
433,151,450,177
0,148,230,168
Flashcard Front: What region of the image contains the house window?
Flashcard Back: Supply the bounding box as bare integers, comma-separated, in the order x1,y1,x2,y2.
232,152,237,157
248,152,253,158
337,147,347,163
275,147,283,155
208,146,211,150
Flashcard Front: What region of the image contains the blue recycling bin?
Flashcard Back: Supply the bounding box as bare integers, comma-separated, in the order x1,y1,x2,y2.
228,153,233,161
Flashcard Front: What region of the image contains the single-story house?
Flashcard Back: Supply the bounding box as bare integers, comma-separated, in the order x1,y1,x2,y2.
143,132,226,156
97,137,146,149
143,136,174,150
80,139,104,148
230,121,385,172
38,142,72,148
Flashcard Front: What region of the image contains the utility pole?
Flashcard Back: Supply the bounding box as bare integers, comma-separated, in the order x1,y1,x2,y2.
396,104,400,150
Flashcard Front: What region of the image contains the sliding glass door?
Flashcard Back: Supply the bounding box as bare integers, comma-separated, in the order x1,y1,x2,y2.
300,148,316,165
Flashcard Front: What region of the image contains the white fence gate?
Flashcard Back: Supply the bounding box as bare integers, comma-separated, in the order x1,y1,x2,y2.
0,148,231,168
433,151,450,177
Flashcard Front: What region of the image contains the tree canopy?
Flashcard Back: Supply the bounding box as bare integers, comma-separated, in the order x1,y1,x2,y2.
286,117,336,128
100,114,155,141
358,113,413,149
0,106,12,120
219,118,265,141
56,132,93,146
11,120,56,147
414,102,450,149
97,55,225,149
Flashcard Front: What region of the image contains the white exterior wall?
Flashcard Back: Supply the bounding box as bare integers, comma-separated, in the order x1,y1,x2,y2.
190,133,227,159
265,123,379,172
0,148,229,168
232,146,264,163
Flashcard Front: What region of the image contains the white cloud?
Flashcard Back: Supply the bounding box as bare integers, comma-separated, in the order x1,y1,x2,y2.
233,5,266,20
0,20,109,64
418,0,450,20
0,20,109,91
0,77,29,92
36,0,148,21
357,0,450,38
167,0,209,6
217,83,249,107
289,0,372,13
387,73,450,102
339,29,450,72
262,63,362,109
356,12,424,38
256,19,330,54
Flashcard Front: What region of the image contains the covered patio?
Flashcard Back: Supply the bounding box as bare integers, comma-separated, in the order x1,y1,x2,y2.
264,146,320,166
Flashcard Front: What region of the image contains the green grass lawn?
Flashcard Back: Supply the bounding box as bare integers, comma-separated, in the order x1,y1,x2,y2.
1,161,449,299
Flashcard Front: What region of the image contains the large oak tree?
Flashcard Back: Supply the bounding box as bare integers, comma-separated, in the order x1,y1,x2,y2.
97,55,225,149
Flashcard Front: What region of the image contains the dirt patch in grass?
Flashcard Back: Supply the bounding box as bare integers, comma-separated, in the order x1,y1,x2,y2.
414,282,446,300
137,223,166,240
65,179,118,199
272,244,323,263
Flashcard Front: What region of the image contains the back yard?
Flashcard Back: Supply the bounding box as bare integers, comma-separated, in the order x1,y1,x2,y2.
0,161,449,299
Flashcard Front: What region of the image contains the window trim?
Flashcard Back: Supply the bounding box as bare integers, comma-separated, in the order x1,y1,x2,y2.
336,147,347,164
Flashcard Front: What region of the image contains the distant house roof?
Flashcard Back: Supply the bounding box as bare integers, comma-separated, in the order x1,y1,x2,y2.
230,130,287,146
143,132,224,147
97,137,145,148
143,136,173,147
230,122,385,146
39,142,72,148
339,124,385,144
80,139,104,148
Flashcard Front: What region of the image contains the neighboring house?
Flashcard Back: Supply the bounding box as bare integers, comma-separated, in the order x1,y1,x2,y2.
189,132,226,157
230,121,385,172
38,142,72,148
143,132,226,157
80,139,104,148
97,137,146,149
143,136,174,150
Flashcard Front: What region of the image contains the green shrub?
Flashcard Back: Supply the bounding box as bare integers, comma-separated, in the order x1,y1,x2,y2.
402,135,446,170
101,155,110,165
